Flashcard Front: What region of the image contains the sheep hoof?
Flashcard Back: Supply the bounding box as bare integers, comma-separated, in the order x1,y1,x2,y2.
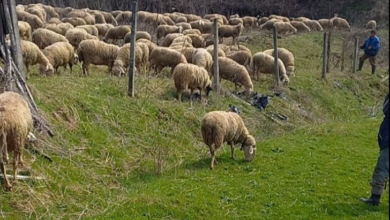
5,185,13,192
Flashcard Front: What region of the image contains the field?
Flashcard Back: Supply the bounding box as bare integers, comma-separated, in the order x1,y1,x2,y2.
0,30,389,220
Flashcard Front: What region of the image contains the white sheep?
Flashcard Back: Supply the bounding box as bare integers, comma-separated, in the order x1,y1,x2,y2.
156,25,183,42
149,46,188,76
201,111,256,169
41,41,78,76
226,50,252,72
212,57,253,96
250,52,290,84
20,39,54,79
366,20,377,30
18,21,32,40
77,39,120,76
290,21,311,33
192,48,213,75
302,20,323,32
173,63,212,102
262,48,295,76
32,28,69,49
103,25,131,44
0,91,33,191
273,22,297,36
111,42,149,77
65,28,99,49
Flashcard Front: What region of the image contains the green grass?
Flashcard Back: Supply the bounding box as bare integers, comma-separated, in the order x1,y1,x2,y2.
0,30,389,220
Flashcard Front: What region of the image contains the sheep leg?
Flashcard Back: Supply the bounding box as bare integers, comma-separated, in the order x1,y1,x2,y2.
209,147,218,169
82,63,87,76
69,63,73,74
230,141,236,159
12,155,19,184
177,90,182,102
0,162,12,191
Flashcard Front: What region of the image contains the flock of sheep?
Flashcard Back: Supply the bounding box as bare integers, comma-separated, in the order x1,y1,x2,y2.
1,3,377,190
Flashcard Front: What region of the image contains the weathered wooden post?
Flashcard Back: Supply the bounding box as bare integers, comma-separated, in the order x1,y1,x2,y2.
352,36,358,73
128,1,138,97
213,19,220,93
273,25,280,87
326,30,331,73
4,0,25,78
322,32,328,78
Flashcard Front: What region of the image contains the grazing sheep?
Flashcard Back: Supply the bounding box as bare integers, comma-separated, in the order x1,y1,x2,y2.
87,10,106,24
212,57,253,96
65,28,99,49
183,13,202,23
156,25,183,41
241,16,257,32
94,23,114,39
75,25,99,37
203,14,228,25
192,48,213,74
226,50,252,71
115,11,132,25
250,52,290,84
0,92,33,191
149,47,187,76
103,25,131,44
175,16,187,23
225,45,252,55
183,29,201,36
205,45,226,58
25,6,46,23
32,28,69,49
20,40,54,78
274,22,297,36
269,14,290,22
317,19,333,31
44,22,74,35
294,16,310,22
230,14,239,19
366,20,377,30
47,17,62,24
18,21,32,40
99,11,117,26
262,48,295,76
168,36,195,63
173,63,213,102
302,20,323,31
260,19,281,31
111,42,149,77
330,17,351,31
77,39,120,76
218,24,244,44
175,22,192,30
16,10,44,30
257,17,269,26
186,34,205,48
160,33,184,47
229,18,243,26
201,111,256,169
61,17,87,27
67,10,95,25
136,38,158,58
124,31,152,43
290,21,311,33
41,41,78,76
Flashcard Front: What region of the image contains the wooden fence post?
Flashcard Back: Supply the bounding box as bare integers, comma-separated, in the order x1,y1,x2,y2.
273,26,280,87
326,30,331,73
352,36,358,73
322,32,328,78
128,1,138,97
213,19,220,93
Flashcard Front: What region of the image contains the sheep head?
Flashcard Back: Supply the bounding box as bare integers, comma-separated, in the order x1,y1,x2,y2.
241,135,256,161
39,63,54,76
73,53,79,64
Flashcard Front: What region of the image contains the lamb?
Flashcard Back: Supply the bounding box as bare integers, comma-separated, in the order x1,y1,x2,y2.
75,25,99,37
250,52,290,84
366,20,377,30
32,28,69,49
16,10,44,30
103,25,131,44
44,22,74,35
111,42,149,76
302,20,323,31
330,17,351,31
183,29,201,36
201,111,256,169
226,50,252,71
18,21,32,40
262,48,295,76
77,39,120,76
156,25,183,41
0,91,33,191
173,63,213,102
20,40,54,78
212,57,253,96
218,24,244,44
61,17,87,27
192,48,213,74
149,47,187,76
41,41,78,76
273,22,297,36
317,19,333,31
290,21,311,33
65,28,99,49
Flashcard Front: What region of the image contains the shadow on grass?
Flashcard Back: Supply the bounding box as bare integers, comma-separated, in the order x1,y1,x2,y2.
321,200,388,218
183,155,249,170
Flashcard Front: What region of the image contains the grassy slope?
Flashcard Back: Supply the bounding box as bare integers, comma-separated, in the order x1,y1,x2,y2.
0,30,389,220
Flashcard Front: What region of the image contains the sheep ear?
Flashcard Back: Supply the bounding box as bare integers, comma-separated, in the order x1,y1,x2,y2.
249,146,254,155
45,65,50,71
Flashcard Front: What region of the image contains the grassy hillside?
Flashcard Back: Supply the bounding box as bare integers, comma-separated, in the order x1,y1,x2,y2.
0,30,389,219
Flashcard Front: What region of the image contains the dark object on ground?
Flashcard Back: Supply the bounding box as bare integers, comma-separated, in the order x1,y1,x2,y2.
251,93,270,111
228,104,241,114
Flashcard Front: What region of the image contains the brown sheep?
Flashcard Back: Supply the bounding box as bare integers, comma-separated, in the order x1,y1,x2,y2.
218,24,244,44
